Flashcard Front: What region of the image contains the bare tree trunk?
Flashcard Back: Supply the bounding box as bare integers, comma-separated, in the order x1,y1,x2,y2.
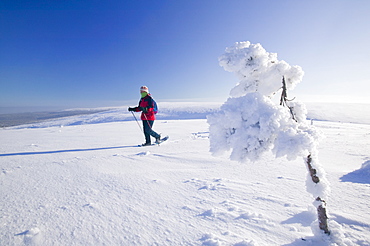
306,154,330,234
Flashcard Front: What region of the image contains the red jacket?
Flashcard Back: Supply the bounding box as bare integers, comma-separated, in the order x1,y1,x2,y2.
134,94,156,121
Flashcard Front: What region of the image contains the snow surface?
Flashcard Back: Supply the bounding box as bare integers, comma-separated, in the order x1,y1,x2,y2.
1,102,370,245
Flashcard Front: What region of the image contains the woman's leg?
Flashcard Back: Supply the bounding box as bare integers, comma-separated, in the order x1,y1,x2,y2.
143,120,160,140
142,120,152,144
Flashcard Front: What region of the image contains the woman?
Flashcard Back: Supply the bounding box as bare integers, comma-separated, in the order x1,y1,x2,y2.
128,86,161,146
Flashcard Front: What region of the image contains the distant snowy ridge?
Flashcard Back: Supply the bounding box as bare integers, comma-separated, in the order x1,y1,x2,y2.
305,102,370,125
5,101,370,129
7,102,221,129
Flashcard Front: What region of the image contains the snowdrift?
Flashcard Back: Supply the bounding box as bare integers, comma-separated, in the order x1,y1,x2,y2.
1,102,370,245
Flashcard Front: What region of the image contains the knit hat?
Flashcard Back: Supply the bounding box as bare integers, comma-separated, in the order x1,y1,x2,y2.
140,86,149,93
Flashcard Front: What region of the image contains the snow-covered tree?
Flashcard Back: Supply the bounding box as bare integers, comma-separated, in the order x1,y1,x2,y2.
208,41,331,236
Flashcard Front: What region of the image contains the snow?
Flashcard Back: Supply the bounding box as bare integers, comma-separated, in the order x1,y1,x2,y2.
207,93,321,162
209,41,317,163
1,102,370,245
210,41,336,239
341,160,370,184
218,41,303,98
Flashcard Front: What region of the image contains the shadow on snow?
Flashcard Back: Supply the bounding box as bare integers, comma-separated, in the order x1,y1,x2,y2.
340,160,370,184
0,145,138,157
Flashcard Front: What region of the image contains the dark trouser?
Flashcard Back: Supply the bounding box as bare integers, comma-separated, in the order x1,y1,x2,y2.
143,120,160,144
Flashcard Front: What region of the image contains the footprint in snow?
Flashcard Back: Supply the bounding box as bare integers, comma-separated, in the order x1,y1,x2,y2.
136,151,150,156
83,203,99,209
184,178,225,191
1,166,21,175
199,233,221,245
191,132,209,139
15,227,42,245
198,209,216,218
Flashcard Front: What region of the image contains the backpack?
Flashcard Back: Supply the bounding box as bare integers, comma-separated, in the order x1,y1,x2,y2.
153,98,158,114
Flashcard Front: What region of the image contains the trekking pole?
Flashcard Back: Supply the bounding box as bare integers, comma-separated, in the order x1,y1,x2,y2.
131,111,143,133
142,112,152,129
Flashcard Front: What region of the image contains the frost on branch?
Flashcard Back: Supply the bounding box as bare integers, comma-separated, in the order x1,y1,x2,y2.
208,41,332,236
208,93,321,162
209,41,318,162
218,41,304,98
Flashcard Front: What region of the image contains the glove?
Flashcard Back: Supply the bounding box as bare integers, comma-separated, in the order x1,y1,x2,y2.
141,107,148,113
128,107,135,112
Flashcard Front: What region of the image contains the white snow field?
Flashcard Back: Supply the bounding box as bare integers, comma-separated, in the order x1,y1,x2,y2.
1,103,370,245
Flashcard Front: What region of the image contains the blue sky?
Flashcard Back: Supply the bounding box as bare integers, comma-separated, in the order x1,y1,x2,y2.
1,0,370,110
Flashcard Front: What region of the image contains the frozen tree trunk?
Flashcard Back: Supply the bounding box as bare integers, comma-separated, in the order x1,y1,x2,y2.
214,42,331,237
281,78,330,235
306,154,330,234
